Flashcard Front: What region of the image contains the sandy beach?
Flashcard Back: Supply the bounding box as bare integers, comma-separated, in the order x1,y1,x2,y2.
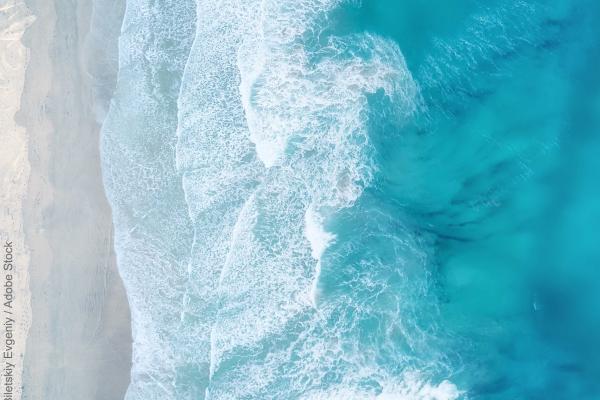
0,2,35,399
1,0,131,398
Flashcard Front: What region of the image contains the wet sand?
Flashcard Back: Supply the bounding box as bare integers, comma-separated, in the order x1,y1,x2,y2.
16,0,131,398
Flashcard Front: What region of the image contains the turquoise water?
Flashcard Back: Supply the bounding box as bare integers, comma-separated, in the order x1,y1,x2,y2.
101,0,600,399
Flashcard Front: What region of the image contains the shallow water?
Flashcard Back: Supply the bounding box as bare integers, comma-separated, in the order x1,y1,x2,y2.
101,0,600,398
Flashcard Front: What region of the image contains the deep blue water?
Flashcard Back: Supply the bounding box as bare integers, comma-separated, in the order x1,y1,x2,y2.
101,0,600,398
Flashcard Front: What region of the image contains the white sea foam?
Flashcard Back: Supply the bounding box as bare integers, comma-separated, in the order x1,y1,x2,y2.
239,26,419,209
172,1,266,397
302,376,461,400
304,206,335,306
107,0,456,398
100,0,198,398
304,206,335,260
203,0,428,398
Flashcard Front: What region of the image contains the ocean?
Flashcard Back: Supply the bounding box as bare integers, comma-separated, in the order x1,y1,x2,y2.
100,0,600,398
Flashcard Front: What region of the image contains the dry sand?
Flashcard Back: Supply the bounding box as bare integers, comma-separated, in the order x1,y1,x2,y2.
0,2,35,399
2,0,132,398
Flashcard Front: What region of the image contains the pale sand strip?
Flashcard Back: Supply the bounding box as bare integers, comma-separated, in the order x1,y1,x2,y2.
0,2,35,399
16,0,131,399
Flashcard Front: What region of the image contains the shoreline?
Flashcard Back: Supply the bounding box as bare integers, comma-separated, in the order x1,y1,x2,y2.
15,0,131,399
